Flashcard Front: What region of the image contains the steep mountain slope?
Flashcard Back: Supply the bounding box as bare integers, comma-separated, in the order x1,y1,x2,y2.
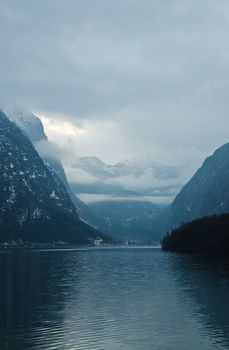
10,111,69,187
9,111,170,241
162,143,229,234
10,111,48,143
89,200,164,241
10,111,107,232
0,110,107,243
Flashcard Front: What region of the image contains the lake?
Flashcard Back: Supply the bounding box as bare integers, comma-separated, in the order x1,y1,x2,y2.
1,246,229,349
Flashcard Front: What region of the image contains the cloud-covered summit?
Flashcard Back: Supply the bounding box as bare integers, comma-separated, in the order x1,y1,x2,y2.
70,155,183,204
73,156,181,180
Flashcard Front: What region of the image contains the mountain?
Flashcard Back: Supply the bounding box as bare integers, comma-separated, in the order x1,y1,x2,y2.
9,111,179,241
0,110,109,244
160,143,229,235
71,156,182,204
9,111,48,143
89,200,164,241
9,111,109,232
162,213,229,256
9,111,70,188
73,156,181,180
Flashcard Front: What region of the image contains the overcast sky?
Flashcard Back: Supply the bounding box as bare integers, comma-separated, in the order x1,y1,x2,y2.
1,0,229,181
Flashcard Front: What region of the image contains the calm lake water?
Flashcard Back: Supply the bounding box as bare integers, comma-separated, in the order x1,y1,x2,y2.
1,246,229,350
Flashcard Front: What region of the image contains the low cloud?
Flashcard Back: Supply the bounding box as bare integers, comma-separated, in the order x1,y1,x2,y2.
1,0,229,181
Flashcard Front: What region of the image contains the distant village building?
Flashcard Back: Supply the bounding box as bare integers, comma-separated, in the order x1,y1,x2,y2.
94,239,103,246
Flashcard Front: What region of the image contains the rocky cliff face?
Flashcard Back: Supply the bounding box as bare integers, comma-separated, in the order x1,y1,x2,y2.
10,110,108,232
162,143,229,234
0,110,107,243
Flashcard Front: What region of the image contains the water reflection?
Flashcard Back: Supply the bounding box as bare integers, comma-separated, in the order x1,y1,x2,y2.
168,253,229,348
0,250,83,349
0,248,229,349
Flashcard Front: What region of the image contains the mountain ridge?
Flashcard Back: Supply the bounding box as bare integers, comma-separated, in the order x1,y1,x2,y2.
159,142,229,236
73,155,181,180
9,110,111,234
0,110,109,244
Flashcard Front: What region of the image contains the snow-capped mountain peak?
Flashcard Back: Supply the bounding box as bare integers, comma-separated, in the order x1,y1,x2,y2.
73,156,181,180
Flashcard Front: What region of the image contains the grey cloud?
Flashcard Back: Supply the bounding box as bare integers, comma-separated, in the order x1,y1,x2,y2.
1,0,229,115
35,140,60,160
1,0,229,181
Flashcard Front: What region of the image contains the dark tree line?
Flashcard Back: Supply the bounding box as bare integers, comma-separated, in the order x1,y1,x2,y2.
161,213,229,256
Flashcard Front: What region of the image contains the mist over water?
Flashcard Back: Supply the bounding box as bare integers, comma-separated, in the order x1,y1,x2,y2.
78,193,173,204
1,247,229,350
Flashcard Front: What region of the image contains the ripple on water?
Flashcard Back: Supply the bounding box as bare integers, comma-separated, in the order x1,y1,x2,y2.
0,247,229,350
